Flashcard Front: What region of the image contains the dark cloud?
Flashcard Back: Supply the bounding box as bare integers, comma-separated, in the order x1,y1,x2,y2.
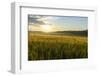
28,15,45,25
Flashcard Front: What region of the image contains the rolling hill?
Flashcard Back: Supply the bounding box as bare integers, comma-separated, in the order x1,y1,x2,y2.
29,30,88,37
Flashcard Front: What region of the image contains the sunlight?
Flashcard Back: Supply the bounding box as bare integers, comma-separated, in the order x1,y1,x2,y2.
41,25,52,33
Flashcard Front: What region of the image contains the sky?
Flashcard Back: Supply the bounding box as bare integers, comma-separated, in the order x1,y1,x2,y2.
28,14,88,32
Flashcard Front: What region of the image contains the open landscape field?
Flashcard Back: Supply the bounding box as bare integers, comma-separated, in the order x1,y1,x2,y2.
28,32,88,60
28,15,88,61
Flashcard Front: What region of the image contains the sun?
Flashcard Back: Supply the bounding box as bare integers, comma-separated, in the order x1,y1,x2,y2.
41,25,52,33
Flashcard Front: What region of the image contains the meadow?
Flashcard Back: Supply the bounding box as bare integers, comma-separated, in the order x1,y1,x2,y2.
28,32,88,60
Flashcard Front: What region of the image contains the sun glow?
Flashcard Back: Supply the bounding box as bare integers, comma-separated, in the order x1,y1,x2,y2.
41,25,52,33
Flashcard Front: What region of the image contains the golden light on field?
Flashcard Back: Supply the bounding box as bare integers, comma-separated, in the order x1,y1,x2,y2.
41,24,52,33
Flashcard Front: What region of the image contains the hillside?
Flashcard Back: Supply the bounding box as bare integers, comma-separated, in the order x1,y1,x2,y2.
29,30,88,37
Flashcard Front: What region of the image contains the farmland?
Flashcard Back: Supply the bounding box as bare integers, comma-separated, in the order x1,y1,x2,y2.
28,31,88,61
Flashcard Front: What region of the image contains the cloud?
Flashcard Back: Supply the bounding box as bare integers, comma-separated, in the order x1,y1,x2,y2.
28,15,53,26
28,15,46,26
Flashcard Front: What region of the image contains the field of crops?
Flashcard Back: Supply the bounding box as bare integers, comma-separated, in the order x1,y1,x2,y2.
28,32,88,61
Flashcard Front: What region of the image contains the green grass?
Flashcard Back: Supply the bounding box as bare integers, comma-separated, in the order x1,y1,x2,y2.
28,32,88,61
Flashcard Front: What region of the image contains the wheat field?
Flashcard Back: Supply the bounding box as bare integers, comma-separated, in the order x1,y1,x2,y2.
28,32,88,60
